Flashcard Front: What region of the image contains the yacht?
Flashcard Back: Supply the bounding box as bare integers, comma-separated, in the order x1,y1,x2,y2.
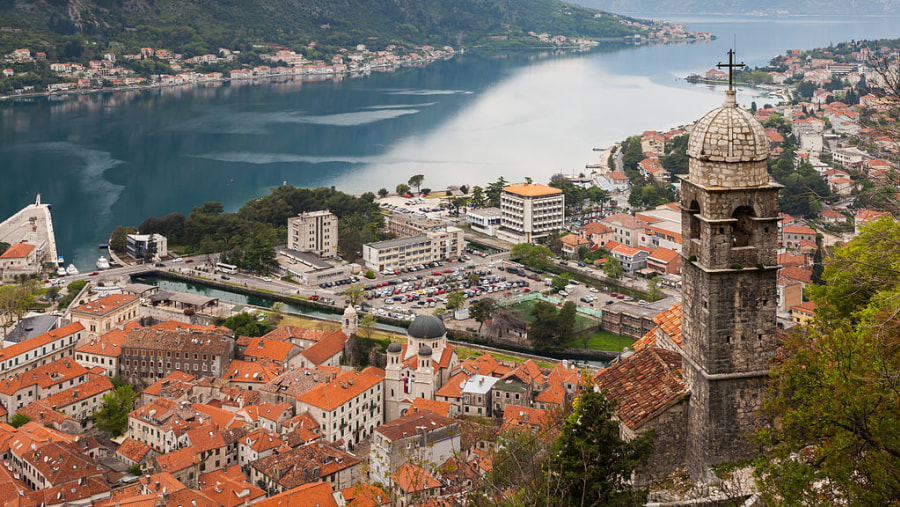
57,267,67,276
96,256,110,270
66,264,79,276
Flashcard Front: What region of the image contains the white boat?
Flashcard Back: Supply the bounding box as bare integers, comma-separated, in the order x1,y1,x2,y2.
66,264,79,276
96,256,110,270
57,268,67,276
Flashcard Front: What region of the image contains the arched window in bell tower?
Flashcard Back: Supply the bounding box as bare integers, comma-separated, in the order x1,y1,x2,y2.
687,200,701,241
731,206,755,247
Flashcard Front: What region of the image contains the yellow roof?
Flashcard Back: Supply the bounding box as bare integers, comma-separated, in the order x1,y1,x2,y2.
502,183,562,197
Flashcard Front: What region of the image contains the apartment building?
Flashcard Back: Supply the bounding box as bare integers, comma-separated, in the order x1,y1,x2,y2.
0,322,84,378
120,328,234,384
296,369,383,450
287,210,338,258
362,227,463,272
370,412,459,485
497,183,565,244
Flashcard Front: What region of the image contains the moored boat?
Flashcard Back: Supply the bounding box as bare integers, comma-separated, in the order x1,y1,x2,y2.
66,264,79,276
96,256,110,270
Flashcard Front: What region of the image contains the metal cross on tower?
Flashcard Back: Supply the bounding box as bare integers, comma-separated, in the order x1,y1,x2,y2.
716,49,746,91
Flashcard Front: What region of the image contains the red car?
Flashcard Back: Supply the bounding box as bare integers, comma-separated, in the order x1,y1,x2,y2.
89,271,99,276
185,259,194,263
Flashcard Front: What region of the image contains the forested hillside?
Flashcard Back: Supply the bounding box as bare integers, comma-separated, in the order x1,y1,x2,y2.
0,0,645,56
576,0,900,15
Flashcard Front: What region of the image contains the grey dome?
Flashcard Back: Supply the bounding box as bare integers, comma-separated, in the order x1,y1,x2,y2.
387,341,402,353
408,315,446,339
418,345,433,357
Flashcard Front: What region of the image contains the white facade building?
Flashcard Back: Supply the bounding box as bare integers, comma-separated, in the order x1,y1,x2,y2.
497,183,564,244
287,210,339,258
362,227,463,272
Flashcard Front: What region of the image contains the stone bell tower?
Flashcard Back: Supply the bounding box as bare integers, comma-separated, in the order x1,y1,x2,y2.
680,54,781,479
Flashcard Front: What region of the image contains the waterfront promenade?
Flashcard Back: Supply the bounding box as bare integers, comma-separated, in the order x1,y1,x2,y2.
0,194,58,268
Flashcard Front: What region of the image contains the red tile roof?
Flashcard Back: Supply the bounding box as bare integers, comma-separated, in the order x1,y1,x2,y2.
594,347,686,429
298,370,382,411
70,294,138,317
648,247,679,263
76,329,126,357
39,374,113,410
300,330,347,365
391,463,441,493
375,412,454,442
0,322,84,363
156,447,199,473
780,266,813,284
652,301,682,347
198,465,266,507
502,183,563,197
117,437,153,463
435,372,468,399
253,482,338,507
409,398,452,417
341,483,390,507
244,338,295,363
783,225,816,235
0,242,34,259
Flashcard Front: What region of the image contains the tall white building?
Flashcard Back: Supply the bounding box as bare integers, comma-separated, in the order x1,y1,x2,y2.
362,226,464,272
497,183,565,244
287,210,338,258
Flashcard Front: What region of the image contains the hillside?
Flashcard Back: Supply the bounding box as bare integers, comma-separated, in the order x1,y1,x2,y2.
0,0,650,56
574,0,900,15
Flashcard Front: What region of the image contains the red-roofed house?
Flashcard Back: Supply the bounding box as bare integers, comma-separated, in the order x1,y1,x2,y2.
296,369,383,449
560,233,590,258
0,242,40,280
791,301,816,325
390,463,442,506
646,247,681,276
253,481,339,507
782,225,816,249
154,447,201,488
580,221,613,248
197,465,266,507
69,294,140,336
0,322,84,379
242,338,300,368
370,412,458,485
611,244,650,276
75,328,126,377
594,347,687,484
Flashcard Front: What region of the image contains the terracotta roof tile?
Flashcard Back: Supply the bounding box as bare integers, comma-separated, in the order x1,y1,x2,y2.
298,370,382,411
253,482,338,507
501,406,551,431
435,372,468,399
70,294,138,317
341,483,390,507
198,465,266,507
780,266,813,284
186,424,227,453
0,322,84,363
409,398,452,417
300,330,347,365
155,447,199,473
0,242,35,259
375,412,454,442
391,463,441,493
249,443,359,491
652,301,682,347
76,329,126,357
224,360,284,385
117,437,153,463
261,326,326,343
648,247,679,263
244,338,295,363
594,347,686,429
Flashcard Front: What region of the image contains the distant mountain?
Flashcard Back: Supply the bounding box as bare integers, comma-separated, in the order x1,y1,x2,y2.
0,0,648,53
573,0,900,15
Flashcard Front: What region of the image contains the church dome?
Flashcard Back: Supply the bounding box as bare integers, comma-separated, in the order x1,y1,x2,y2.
686,90,770,188
418,344,433,357
387,341,402,353
343,304,358,317
408,315,446,339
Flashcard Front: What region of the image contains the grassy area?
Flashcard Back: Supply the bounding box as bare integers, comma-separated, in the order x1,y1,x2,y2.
566,330,634,352
455,345,556,369
506,299,596,332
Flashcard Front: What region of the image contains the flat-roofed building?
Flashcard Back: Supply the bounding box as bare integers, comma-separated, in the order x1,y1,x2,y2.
287,210,338,258
120,328,234,383
125,233,168,261
497,183,564,244
466,207,502,236
69,294,140,336
362,227,463,272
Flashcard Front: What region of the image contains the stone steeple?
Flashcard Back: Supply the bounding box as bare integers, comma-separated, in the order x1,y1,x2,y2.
680,69,781,480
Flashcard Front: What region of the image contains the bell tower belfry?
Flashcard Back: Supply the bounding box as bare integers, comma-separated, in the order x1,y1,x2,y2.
680,55,781,479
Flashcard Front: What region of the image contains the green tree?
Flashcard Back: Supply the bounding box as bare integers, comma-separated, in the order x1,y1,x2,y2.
550,273,570,293
547,388,653,506
378,188,389,198
359,313,377,339
408,174,425,193
470,186,486,208
529,301,559,346
510,243,553,271
755,217,900,505
646,276,663,302
223,312,269,337
470,298,498,334
94,385,138,437
109,225,136,254
603,257,624,280
396,183,410,196
446,291,466,311
9,413,30,428
343,282,365,306
558,301,577,343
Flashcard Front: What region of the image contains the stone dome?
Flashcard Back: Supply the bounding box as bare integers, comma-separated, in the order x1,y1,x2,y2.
418,344,433,357
407,315,446,340
686,90,770,188
343,304,358,317
387,341,402,353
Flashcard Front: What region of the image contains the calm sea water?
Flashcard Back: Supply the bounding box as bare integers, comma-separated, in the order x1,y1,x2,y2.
1,15,897,269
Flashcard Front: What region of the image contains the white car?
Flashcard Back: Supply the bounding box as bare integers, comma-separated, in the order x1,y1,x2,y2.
590,288,599,293
558,290,569,297
262,277,272,282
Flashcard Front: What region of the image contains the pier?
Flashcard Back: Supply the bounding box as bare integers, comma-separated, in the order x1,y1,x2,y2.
0,194,59,269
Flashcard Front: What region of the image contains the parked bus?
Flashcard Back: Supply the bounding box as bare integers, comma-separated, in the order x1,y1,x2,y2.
216,262,238,274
